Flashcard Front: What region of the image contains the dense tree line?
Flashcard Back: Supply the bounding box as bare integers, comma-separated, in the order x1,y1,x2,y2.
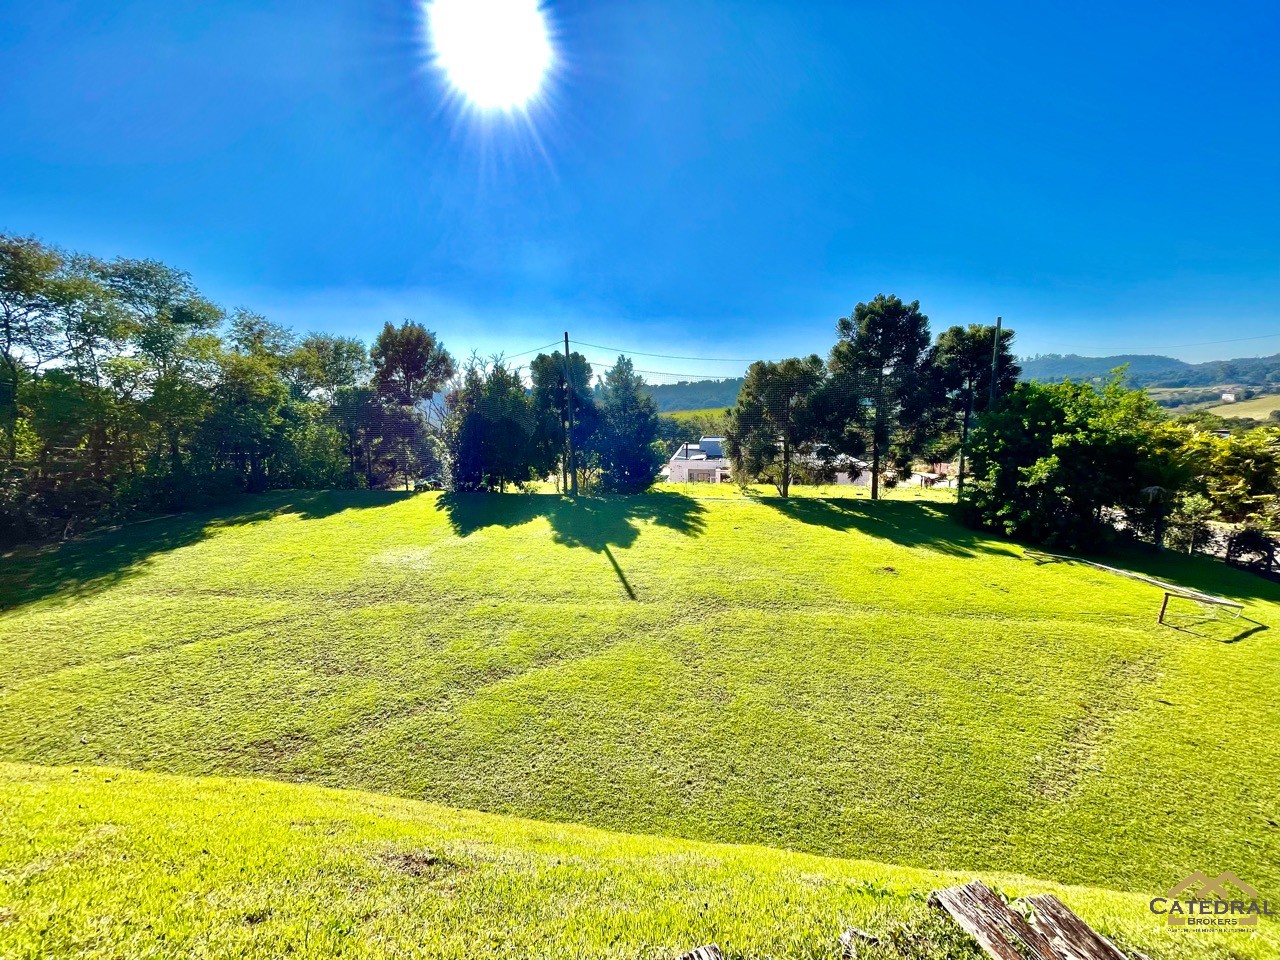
0,235,665,545
963,374,1280,559
9,233,1273,566
723,293,1279,565
446,352,664,495
725,295,1019,500
644,378,743,413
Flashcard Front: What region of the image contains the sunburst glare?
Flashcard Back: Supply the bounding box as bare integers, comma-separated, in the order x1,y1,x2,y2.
425,0,554,112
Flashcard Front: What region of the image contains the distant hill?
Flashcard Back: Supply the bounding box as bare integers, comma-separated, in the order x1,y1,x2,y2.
1020,352,1280,389
639,352,1280,413
643,377,743,413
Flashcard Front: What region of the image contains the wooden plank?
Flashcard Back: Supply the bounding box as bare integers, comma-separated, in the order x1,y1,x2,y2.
677,946,724,960
839,926,882,958
1023,895,1128,960
931,881,1060,960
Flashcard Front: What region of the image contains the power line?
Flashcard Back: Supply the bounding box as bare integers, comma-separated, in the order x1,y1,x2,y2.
634,367,744,380
1163,332,1280,349
581,358,744,380
502,340,563,361
504,326,1280,372
571,339,780,363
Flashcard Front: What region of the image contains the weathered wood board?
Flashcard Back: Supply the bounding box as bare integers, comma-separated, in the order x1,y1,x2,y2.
677,945,725,960
932,881,1129,960
931,881,1067,960
1023,894,1128,960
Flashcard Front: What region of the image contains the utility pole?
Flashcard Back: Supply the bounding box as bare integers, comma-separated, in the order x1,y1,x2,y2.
564,331,578,497
988,316,1003,408
957,387,975,500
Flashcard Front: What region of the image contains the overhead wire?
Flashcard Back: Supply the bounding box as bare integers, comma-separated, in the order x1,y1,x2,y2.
501,340,564,360
570,339,781,363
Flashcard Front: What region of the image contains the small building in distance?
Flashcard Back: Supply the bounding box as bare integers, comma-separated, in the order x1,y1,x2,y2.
668,437,732,483
667,439,876,487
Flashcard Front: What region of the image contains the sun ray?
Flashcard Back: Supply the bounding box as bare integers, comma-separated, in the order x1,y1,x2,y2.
425,0,554,113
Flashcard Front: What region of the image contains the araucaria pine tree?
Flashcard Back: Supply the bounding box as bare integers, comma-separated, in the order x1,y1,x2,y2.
594,356,665,493
827,294,938,500
725,356,829,498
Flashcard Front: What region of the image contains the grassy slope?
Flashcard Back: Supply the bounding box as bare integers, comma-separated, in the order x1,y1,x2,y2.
1207,394,1280,419
1,489,1278,902
2,763,1270,960
666,407,730,421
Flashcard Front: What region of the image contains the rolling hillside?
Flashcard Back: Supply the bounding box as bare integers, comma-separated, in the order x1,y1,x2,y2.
5,763,1267,960
1020,352,1280,389
2,488,1278,957
1208,393,1280,420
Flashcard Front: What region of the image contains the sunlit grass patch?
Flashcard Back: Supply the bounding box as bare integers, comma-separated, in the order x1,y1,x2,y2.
2,764,1272,960
1,489,1277,925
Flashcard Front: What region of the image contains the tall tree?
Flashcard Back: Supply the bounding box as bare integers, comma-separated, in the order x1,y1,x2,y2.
290,333,370,400
228,309,296,360
725,356,828,498
445,358,537,492
529,351,596,492
104,257,223,476
0,237,118,459
202,351,288,492
595,356,664,493
371,321,454,409
827,294,937,500
933,323,1020,494
0,237,71,389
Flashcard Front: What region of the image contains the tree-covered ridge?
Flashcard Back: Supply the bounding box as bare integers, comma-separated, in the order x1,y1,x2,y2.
644,377,743,412
647,350,1280,411
1020,351,1280,388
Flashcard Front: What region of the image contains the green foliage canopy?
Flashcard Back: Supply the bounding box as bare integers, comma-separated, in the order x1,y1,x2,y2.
725,356,829,498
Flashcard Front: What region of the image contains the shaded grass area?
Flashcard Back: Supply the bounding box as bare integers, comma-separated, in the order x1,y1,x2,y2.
1,488,1278,897
0,490,412,611
1,764,1269,960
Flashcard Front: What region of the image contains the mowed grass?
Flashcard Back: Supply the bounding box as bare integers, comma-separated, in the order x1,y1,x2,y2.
3,763,1272,960
2,489,1278,906
1207,393,1280,420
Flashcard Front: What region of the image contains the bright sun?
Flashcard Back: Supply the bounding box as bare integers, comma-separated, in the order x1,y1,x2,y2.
426,0,554,112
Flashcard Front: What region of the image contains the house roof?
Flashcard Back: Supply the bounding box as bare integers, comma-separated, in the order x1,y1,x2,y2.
670,436,728,463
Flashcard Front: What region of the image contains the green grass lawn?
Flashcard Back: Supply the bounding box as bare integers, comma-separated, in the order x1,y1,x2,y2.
666,407,729,421
1207,394,1280,420
3,762,1267,960
2,488,1278,957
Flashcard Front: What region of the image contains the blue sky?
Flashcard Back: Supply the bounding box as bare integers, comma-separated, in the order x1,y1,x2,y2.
2,0,1277,379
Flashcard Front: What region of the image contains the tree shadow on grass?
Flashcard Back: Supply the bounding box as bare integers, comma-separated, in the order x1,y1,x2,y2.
435,491,707,599
755,495,1016,559
0,489,412,612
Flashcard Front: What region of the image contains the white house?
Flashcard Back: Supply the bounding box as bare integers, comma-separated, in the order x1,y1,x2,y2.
667,439,874,487
833,457,871,486
668,436,732,483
